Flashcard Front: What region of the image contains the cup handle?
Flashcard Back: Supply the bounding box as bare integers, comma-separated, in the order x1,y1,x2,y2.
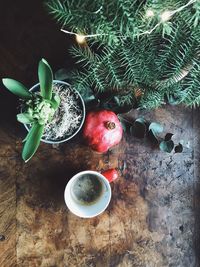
101,169,118,183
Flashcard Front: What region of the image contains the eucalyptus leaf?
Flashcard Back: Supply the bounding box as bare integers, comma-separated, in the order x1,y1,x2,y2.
149,122,163,138
175,143,183,153
159,140,174,153
38,58,53,100
2,78,32,99
113,96,133,114
55,68,71,81
118,116,132,133
165,133,173,141
98,93,133,114
22,123,44,162
75,86,99,110
131,118,146,138
17,113,34,124
148,130,159,144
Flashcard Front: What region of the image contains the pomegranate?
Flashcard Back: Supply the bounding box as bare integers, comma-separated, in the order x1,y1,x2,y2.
102,169,119,183
83,110,123,153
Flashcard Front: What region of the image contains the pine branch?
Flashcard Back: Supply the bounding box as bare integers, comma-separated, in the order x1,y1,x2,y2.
46,0,200,109
180,64,200,107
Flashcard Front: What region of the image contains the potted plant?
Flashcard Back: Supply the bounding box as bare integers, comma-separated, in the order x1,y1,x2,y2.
2,59,85,162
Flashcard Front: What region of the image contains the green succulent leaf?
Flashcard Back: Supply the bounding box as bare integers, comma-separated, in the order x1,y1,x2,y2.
130,118,146,138
38,58,53,100
2,78,32,99
22,123,44,162
50,93,60,110
175,143,183,153
22,127,32,143
17,113,35,124
159,140,174,153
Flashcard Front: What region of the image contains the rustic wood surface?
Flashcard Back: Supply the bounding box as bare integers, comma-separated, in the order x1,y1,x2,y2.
0,1,200,267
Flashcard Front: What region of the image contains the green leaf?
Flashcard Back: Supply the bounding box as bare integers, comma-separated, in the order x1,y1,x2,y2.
17,113,34,124
130,118,146,138
165,133,173,141
118,116,132,133
22,123,44,162
38,58,53,100
55,68,71,81
2,78,32,99
148,130,159,144
175,143,183,153
159,140,174,153
149,122,163,138
22,126,32,143
50,93,60,110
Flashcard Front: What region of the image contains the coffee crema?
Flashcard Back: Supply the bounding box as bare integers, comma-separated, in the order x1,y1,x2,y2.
71,174,103,205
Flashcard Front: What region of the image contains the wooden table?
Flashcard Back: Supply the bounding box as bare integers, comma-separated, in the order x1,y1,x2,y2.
0,1,200,266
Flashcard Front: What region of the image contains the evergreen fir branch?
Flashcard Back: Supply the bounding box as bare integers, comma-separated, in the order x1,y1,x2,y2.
119,42,141,85
180,64,200,107
69,46,97,68
156,63,192,90
70,70,92,93
117,0,138,34
155,25,189,75
46,0,200,109
91,66,107,92
46,0,73,26
101,47,124,90
140,90,165,109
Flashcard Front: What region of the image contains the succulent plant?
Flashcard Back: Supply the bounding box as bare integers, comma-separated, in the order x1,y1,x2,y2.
2,59,60,162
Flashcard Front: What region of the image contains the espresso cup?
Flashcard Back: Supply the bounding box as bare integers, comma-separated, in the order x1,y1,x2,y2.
64,170,111,218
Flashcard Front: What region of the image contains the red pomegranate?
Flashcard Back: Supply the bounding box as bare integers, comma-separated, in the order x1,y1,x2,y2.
83,110,123,153
102,169,119,183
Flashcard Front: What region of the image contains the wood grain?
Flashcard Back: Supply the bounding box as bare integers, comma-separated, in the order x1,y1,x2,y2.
10,105,200,267
0,127,17,267
0,1,199,266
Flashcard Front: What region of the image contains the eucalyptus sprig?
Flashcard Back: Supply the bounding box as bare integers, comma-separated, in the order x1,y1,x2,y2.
119,116,184,153
2,59,60,162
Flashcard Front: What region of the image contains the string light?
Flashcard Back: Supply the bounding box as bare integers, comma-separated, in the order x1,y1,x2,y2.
146,9,155,18
160,10,172,22
61,0,197,42
61,29,109,39
76,34,86,44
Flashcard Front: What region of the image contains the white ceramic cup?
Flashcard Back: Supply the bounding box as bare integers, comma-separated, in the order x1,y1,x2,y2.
64,170,111,218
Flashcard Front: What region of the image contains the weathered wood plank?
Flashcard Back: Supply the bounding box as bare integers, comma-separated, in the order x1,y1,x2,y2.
16,141,111,267
13,105,198,267
193,108,200,267
0,1,199,266
0,136,17,267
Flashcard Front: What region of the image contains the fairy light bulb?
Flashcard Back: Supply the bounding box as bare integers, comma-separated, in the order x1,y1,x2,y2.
146,9,155,18
76,34,86,44
160,10,172,22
